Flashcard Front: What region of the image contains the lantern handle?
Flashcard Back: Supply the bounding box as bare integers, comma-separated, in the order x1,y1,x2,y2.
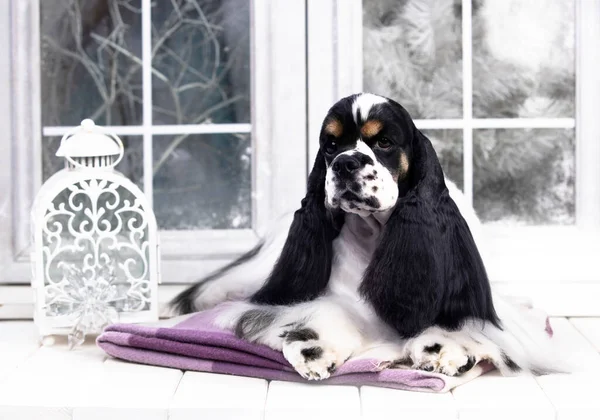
59,119,125,169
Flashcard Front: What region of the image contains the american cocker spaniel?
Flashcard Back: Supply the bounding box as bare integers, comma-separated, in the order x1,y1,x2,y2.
170,93,566,380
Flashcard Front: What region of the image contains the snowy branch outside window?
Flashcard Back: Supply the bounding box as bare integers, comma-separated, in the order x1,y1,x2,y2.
40,0,251,230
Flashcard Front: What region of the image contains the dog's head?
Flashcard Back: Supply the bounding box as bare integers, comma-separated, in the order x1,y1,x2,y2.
252,93,498,338
321,94,401,215
319,93,441,217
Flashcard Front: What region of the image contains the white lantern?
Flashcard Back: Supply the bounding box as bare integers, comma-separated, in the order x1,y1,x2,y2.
31,119,160,347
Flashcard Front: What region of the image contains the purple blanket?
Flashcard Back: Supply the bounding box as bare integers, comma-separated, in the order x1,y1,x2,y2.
97,307,491,392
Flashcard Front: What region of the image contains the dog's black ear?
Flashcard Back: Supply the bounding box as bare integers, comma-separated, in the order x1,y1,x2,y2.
360,127,500,338
251,153,342,305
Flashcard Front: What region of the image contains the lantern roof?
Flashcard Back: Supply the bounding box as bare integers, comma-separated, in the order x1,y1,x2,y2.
56,119,121,158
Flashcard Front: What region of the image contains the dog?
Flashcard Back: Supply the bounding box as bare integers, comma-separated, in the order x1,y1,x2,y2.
170,93,567,380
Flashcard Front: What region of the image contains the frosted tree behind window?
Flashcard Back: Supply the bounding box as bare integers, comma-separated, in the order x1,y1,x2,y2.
363,0,575,225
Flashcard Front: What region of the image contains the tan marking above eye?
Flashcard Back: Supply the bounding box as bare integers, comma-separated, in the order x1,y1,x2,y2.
324,119,343,137
360,120,383,138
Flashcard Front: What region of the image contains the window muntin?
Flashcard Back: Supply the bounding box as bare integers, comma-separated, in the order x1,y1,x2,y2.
40,0,251,230
363,0,576,226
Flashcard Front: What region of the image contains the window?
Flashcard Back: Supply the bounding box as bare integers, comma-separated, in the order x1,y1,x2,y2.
363,0,576,226
40,0,253,231
1,0,308,316
307,0,600,314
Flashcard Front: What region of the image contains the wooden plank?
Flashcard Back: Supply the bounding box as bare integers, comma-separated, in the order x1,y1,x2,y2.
452,371,555,420
547,317,600,371
569,318,600,351
0,337,183,420
0,342,107,420
264,381,360,420
0,406,73,420
169,372,268,420
534,317,600,420
73,358,183,420
0,321,40,376
360,386,457,420
492,283,600,316
0,285,200,319
537,374,600,420
0,304,36,320
6,285,600,320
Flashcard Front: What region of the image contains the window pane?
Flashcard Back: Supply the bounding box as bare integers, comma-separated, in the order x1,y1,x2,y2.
422,129,463,191
151,0,250,125
473,129,575,225
40,1,143,126
472,0,575,118
153,133,251,230
42,136,144,187
363,0,463,119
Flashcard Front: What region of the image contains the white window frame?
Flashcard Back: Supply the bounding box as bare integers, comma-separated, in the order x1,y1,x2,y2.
307,0,600,315
0,0,309,317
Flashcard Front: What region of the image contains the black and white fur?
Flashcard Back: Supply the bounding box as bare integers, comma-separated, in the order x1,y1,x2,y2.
171,93,569,380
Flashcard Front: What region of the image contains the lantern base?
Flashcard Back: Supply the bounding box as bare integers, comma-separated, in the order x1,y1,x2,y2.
41,335,56,347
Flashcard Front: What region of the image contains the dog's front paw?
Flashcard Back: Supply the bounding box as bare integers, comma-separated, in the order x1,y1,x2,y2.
281,328,350,381
414,341,476,376
394,334,478,377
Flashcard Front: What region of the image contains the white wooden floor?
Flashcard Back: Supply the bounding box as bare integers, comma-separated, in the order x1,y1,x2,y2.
0,318,599,420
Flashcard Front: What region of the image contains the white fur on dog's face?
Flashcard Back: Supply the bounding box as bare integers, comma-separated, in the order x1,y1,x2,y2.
325,140,399,217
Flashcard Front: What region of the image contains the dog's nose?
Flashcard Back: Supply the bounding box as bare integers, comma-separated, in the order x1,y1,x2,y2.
332,155,360,176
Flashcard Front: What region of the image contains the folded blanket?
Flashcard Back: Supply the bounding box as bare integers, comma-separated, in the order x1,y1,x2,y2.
97,306,492,392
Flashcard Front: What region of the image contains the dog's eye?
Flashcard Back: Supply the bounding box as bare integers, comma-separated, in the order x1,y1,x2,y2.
377,137,392,149
325,140,337,155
